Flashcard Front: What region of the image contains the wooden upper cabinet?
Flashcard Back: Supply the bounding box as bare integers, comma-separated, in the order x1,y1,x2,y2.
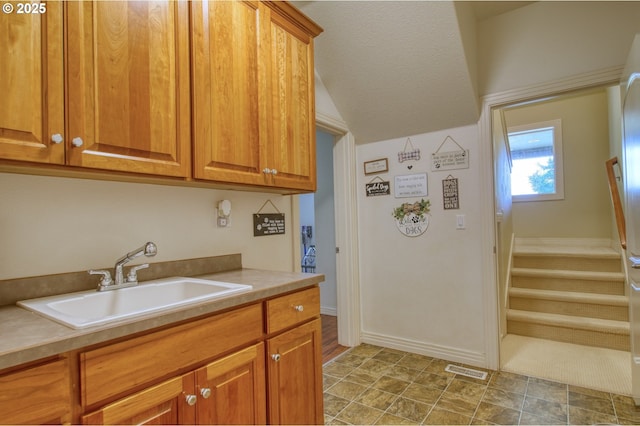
192,0,322,191
260,3,322,192
65,1,191,177
191,0,264,185
0,2,64,164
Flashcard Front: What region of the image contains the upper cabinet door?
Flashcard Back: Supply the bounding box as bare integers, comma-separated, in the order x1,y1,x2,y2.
66,1,191,177
0,2,64,164
260,3,322,192
191,0,265,186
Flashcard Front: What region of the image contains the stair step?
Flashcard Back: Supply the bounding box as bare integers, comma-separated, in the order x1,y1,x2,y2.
513,252,622,272
511,268,625,295
509,288,629,321
507,309,630,351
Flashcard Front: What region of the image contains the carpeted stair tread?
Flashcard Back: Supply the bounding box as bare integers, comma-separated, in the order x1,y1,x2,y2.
507,309,630,335
509,287,628,306
511,267,625,281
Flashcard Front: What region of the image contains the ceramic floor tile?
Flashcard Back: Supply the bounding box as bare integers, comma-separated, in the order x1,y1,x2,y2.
401,382,443,405
384,396,431,423
323,345,634,426
521,395,567,424
355,388,398,411
481,387,525,411
473,401,521,425
423,407,472,425
568,405,617,425
335,401,384,425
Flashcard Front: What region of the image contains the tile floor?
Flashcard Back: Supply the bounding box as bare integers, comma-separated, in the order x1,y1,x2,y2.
323,344,640,425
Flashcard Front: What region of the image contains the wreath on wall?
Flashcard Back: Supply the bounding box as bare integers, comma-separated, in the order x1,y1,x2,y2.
392,199,431,237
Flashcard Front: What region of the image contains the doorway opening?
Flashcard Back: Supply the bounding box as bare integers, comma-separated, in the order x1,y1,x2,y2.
492,83,630,395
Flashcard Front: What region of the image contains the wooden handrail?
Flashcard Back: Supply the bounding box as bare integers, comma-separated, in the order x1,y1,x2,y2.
606,157,626,249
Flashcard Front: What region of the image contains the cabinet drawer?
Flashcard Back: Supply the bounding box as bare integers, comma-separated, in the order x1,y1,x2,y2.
81,303,263,408
265,286,319,334
0,358,71,424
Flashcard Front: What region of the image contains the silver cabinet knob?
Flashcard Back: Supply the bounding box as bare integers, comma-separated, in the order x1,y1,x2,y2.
271,353,281,362
72,137,84,147
185,394,197,406
51,134,63,144
294,305,304,312
263,168,272,174
200,387,212,399
271,169,278,175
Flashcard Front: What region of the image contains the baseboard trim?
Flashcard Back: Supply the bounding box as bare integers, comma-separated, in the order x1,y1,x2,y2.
361,331,487,368
321,306,337,316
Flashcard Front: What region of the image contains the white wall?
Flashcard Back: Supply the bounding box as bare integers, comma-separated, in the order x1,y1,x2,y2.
0,173,295,280
356,125,486,366
477,2,640,96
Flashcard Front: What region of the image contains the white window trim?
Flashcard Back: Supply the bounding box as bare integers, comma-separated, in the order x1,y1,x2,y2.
508,119,564,202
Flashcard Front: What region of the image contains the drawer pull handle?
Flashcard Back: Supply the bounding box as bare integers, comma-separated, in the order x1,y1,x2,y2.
271,353,281,362
185,394,197,406
294,305,304,312
200,388,212,399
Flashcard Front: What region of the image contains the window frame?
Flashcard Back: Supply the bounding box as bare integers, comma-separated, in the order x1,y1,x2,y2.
507,119,564,203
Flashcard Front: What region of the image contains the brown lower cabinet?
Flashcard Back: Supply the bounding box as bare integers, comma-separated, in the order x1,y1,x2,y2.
83,343,266,425
0,285,323,425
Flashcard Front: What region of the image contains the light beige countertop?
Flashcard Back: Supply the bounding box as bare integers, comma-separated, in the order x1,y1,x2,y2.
0,268,324,371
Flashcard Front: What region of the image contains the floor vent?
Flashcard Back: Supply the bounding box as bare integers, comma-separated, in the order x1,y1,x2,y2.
445,364,488,380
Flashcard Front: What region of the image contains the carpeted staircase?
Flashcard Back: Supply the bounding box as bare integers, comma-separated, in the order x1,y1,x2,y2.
507,238,629,351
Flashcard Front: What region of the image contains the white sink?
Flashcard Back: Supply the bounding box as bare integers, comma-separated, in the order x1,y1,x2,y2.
17,277,252,329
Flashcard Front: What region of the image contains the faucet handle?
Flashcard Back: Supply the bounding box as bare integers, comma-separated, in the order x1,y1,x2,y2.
126,263,149,283
89,269,113,287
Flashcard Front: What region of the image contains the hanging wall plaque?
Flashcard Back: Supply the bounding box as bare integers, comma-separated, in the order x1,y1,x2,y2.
253,200,285,236
398,137,421,163
365,176,391,197
392,199,431,237
431,136,469,171
394,173,428,198
443,175,460,210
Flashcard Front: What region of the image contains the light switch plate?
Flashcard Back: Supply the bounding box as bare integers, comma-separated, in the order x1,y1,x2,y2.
456,214,465,230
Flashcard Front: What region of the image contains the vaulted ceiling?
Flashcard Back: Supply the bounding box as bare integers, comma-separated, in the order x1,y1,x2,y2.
293,1,533,144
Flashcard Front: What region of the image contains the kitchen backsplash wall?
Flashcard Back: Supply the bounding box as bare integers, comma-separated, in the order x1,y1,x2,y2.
0,173,295,280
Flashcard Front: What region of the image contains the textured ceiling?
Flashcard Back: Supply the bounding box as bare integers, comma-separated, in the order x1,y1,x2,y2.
294,1,534,144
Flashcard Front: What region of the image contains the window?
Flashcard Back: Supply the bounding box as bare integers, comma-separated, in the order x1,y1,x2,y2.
508,119,564,202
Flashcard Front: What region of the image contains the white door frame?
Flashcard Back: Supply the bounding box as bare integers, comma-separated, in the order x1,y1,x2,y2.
292,111,361,347
478,66,623,370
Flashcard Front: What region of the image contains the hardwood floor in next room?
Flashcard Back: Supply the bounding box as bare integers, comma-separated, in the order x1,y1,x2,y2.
322,314,349,364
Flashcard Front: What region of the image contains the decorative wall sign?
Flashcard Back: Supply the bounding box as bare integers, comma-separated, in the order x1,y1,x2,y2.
253,199,285,236
431,136,469,171
443,175,460,210
365,176,391,197
392,199,431,237
364,158,389,175
398,138,420,163
394,173,428,198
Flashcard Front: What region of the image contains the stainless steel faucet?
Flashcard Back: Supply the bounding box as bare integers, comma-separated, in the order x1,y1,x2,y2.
89,242,157,291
